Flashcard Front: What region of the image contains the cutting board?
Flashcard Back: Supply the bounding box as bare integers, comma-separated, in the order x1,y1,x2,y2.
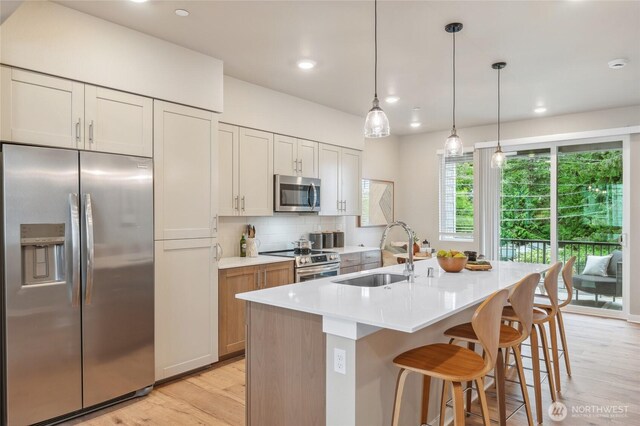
465,262,493,271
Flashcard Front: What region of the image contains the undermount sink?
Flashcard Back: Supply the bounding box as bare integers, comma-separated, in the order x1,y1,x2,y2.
334,273,408,288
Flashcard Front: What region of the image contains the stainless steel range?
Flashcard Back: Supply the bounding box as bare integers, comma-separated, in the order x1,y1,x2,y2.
263,249,341,282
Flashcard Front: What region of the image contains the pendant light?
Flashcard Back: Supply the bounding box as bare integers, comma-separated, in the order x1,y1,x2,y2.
491,62,507,169
444,22,463,157
363,0,390,138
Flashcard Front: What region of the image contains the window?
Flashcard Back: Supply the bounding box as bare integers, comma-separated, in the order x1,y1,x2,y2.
439,152,474,241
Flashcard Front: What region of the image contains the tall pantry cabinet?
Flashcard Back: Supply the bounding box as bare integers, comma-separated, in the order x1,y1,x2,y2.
153,101,220,381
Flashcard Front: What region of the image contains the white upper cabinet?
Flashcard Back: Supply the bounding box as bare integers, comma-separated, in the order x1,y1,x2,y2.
341,148,362,215
154,100,218,240
319,144,341,215
84,85,152,157
273,134,318,179
1,66,84,149
0,66,153,157
238,128,273,216
218,124,273,216
319,144,362,216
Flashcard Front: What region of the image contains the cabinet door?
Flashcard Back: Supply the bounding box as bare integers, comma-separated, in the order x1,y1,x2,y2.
219,266,258,357
319,143,341,215
219,123,239,216
155,238,218,381
238,128,273,216
84,85,152,157
261,262,294,289
341,148,362,215
298,139,319,178
154,101,218,240
273,134,298,176
0,66,84,149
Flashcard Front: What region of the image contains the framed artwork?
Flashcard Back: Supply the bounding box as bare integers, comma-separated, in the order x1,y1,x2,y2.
358,178,394,227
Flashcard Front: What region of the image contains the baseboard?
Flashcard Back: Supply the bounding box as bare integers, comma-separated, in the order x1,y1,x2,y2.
627,314,640,324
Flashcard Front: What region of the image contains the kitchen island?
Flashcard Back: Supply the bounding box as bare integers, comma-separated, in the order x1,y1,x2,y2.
237,258,548,426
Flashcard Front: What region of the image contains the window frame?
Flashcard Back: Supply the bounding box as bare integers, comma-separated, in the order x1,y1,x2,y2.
438,150,475,242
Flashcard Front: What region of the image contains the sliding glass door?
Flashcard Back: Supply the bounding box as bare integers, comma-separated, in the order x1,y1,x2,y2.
499,139,625,314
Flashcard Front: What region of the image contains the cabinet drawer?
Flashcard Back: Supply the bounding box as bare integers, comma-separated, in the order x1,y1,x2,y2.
361,262,380,271
340,252,362,267
362,250,381,265
340,265,361,275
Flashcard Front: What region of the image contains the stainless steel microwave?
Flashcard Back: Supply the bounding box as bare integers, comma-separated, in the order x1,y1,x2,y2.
274,175,321,213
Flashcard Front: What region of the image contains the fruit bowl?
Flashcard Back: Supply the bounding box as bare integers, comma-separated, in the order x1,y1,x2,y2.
437,255,468,273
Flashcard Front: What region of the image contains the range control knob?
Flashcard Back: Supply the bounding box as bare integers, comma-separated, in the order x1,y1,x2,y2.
300,257,307,265
330,254,337,260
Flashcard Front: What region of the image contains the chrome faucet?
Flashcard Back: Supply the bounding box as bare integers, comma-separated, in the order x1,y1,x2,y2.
380,221,416,283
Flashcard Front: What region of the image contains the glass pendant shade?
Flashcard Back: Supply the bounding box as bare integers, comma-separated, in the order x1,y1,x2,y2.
444,128,463,156
364,97,390,138
491,148,507,169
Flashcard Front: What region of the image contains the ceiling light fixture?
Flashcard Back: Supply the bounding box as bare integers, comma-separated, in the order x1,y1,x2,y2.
364,0,390,138
410,122,421,128
444,22,464,157
608,58,628,69
385,96,400,104
491,62,507,169
296,59,316,70
175,9,189,17
534,106,547,113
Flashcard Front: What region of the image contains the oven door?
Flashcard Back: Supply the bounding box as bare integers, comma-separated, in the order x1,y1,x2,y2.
274,175,321,212
296,263,340,283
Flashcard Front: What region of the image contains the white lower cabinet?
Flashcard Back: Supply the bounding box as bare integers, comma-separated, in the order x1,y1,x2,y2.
154,238,219,381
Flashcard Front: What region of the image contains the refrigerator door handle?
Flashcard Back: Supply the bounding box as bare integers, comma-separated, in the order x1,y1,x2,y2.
69,193,81,307
84,193,95,305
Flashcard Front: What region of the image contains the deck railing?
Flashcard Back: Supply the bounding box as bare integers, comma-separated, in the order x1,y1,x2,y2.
499,238,621,273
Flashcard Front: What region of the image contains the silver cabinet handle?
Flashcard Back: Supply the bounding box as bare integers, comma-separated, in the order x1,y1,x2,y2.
234,196,239,211
255,270,260,289
343,200,347,212
75,118,81,144
298,159,303,175
215,242,223,262
212,214,218,233
69,193,81,307
89,120,94,144
84,193,95,305
263,270,268,289
241,196,245,212
293,160,298,172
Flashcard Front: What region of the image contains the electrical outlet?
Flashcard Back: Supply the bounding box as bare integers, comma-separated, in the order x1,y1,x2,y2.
334,348,346,375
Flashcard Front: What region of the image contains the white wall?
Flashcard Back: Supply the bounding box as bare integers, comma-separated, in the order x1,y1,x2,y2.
222,76,363,150
0,1,223,112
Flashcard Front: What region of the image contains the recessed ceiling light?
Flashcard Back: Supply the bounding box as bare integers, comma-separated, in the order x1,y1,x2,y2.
608,58,628,69
130,0,148,3
534,107,547,113
296,59,316,70
175,9,189,17
410,122,422,128
412,106,421,111
385,96,400,104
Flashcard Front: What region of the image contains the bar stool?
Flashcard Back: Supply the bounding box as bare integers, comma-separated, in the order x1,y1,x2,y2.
391,289,509,426
502,262,562,424
534,256,576,389
443,273,541,426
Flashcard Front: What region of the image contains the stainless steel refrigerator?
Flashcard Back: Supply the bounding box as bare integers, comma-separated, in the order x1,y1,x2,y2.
0,144,154,425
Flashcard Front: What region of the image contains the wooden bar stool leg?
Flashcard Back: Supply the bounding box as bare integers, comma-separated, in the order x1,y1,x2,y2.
530,326,543,424
513,345,534,426
557,309,572,376
504,321,513,366
392,368,410,426
439,380,450,426
495,348,507,426
475,377,491,426
466,342,475,414
452,382,465,426
421,376,431,425
537,323,557,402
549,315,562,393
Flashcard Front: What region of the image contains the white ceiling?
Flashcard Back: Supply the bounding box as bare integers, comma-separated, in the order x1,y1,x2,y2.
55,0,640,135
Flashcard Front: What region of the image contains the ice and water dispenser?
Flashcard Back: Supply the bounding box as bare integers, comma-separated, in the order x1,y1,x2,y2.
20,223,66,286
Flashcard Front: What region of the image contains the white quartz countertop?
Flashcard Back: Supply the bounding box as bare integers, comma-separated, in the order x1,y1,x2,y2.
236,259,548,333
327,246,380,254
218,256,294,269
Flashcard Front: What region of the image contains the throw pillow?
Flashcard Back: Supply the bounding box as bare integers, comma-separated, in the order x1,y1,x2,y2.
582,254,613,277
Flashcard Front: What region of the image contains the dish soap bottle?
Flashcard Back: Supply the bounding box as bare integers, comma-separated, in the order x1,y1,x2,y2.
240,233,247,258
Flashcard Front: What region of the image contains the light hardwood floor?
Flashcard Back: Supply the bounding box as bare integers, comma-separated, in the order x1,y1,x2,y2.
68,313,640,425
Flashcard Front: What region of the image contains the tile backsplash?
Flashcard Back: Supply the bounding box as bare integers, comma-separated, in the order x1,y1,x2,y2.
219,215,346,257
